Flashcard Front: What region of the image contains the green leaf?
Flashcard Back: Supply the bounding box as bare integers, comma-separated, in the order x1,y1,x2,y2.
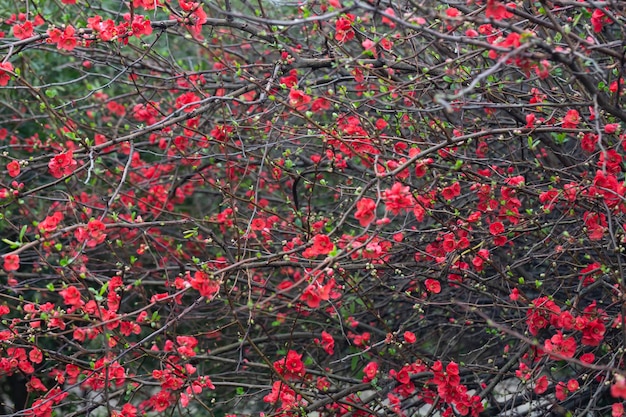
18,225,27,242
1,239,21,248
351,355,359,371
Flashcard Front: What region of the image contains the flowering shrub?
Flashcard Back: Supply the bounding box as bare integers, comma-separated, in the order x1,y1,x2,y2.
1,0,626,416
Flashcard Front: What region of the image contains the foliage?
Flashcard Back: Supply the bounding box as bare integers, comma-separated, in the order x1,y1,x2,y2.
1,0,626,416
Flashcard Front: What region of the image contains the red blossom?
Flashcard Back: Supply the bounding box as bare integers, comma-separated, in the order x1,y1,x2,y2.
534,375,549,394
303,234,334,258
12,21,34,39
543,331,577,359
403,331,416,344
383,182,414,215
7,160,20,177
75,219,107,247
581,318,605,347
354,198,376,226
362,362,378,383
489,221,505,235
335,14,355,43
288,88,311,111
0,62,13,86
562,109,581,128
188,271,220,298
424,279,441,294
315,331,335,355
60,286,84,308
57,25,78,51
612,375,626,400
48,151,77,178
485,0,515,20
273,350,305,380
3,254,19,272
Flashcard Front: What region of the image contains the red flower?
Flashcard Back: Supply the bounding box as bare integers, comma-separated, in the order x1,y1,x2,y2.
274,350,305,380
175,92,201,113
75,219,107,247
489,221,505,235
534,375,549,394
112,404,137,417
383,182,414,215
38,212,64,233
605,123,620,134
612,375,626,399
263,381,298,406
354,198,376,226
130,15,152,37
381,8,395,28
301,284,322,308
288,88,311,111
555,379,579,401
526,296,560,335
403,331,416,344
472,248,490,272
335,14,355,43
562,109,580,128
3,254,19,272
0,62,13,86
57,25,78,51
424,279,441,294
581,318,605,346
60,285,84,308
485,0,514,20
581,133,598,153
7,160,20,177
446,8,460,18
48,150,77,178
210,124,233,142
362,361,378,382
591,8,613,33
12,21,34,40
188,271,220,298
301,278,336,308
543,331,577,359
311,97,330,112
580,352,595,364
303,234,334,258
315,331,335,355
592,170,624,207
441,182,461,200
583,211,607,241
150,390,173,412
598,150,623,174
539,189,559,210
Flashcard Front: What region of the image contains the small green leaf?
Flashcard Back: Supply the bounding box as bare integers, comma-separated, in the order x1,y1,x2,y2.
2,239,20,248
18,225,27,242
